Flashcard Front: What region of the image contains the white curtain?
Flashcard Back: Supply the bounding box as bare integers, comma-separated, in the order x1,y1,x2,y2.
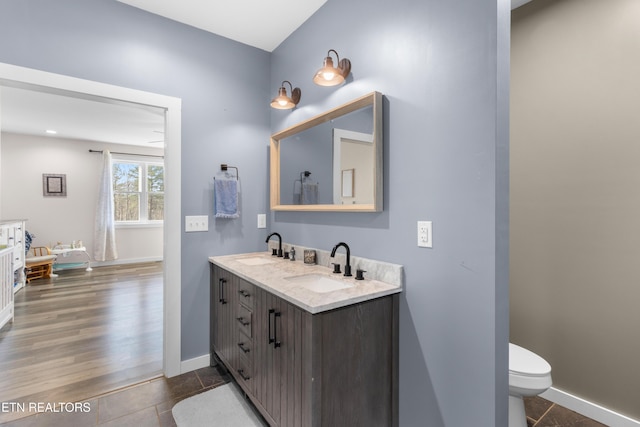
94,150,118,261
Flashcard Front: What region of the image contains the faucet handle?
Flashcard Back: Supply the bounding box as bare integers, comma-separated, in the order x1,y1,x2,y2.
271,248,278,256
355,269,366,280
331,263,341,274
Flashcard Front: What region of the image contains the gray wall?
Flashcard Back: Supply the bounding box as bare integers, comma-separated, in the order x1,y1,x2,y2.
511,0,640,420
271,0,510,425
0,0,511,425
0,0,271,361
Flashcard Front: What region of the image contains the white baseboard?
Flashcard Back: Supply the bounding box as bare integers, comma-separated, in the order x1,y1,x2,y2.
541,387,640,427
180,354,211,374
92,256,163,267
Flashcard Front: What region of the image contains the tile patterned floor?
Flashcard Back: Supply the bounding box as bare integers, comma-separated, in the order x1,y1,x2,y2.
1,366,231,427
524,396,608,427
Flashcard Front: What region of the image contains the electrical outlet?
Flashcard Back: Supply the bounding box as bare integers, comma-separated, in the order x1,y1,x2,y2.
257,214,267,229
185,215,208,232
417,221,432,248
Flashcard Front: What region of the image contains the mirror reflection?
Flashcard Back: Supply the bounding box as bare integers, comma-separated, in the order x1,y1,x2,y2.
280,105,373,205
270,92,382,212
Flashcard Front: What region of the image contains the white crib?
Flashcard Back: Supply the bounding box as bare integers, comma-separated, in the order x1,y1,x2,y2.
0,247,14,330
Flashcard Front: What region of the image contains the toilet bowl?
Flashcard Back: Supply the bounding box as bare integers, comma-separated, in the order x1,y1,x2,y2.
509,343,552,427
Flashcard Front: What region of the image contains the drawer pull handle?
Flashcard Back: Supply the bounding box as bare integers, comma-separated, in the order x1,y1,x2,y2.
238,289,251,298
238,342,250,353
238,369,251,381
218,278,227,305
236,317,250,326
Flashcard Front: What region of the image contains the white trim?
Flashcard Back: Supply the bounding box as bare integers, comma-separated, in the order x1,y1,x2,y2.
541,387,640,427
115,222,164,229
90,256,164,268
0,62,182,378
180,354,211,374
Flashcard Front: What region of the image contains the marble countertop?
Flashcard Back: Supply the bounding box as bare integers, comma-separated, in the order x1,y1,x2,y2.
209,251,403,314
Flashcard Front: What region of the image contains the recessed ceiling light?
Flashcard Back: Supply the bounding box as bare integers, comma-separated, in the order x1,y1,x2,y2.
45,129,57,134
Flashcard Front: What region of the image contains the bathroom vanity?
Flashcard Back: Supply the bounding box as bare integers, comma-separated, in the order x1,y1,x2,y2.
209,251,402,427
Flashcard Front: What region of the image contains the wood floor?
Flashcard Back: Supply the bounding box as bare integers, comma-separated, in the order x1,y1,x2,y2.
0,262,163,424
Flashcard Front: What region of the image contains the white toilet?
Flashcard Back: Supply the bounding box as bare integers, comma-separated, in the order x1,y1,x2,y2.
509,343,552,427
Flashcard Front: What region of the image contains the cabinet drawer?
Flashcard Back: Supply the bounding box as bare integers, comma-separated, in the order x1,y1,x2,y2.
236,304,252,338
237,337,252,356
237,280,254,309
237,356,252,385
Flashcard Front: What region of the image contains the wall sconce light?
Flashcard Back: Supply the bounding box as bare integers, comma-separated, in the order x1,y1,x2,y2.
313,49,351,86
270,80,301,109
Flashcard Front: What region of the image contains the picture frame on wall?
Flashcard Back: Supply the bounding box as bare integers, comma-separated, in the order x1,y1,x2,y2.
43,174,67,197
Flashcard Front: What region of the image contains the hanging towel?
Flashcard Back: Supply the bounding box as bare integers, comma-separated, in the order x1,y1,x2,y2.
301,182,318,204
214,176,239,218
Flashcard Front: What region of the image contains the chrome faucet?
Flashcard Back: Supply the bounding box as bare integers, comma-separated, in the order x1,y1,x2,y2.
265,232,283,257
330,242,352,277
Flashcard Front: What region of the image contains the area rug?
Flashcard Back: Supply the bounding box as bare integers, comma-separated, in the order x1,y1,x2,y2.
172,383,267,427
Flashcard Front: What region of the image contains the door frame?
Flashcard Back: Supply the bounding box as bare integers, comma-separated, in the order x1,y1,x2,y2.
0,62,182,377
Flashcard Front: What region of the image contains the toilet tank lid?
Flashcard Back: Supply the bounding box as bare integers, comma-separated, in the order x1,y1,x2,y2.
509,343,551,376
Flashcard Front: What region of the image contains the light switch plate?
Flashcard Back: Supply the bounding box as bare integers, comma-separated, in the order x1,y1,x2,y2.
257,214,267,229
185,215,208,232
417,220,432,248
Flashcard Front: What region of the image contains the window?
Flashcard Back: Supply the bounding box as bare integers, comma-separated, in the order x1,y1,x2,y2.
112,158,164,224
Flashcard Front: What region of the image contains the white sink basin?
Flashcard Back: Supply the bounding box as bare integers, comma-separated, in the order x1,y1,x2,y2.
285,273,353,293
236,257,276,266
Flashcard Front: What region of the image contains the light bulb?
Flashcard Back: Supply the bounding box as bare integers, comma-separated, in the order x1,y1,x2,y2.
322,71,335,81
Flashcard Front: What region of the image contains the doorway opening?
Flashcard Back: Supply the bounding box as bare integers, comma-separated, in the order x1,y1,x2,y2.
0,62,181,406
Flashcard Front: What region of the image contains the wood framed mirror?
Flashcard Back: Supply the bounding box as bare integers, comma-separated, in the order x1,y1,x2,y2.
270,91,383,212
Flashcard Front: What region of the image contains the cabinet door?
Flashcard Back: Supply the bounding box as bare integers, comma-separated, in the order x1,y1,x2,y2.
210,264,237,365
276,297,310,427
252,287,275,419
253,287,310,427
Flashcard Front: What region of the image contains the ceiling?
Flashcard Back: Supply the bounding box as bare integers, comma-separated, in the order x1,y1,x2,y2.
0,86,166,147
116,0,327,53
0,0,530,148
117,0,530,52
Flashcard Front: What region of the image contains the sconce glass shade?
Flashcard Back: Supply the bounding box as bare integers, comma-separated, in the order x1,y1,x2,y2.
270,81,301,110
271,87,295,109
313,50,351,86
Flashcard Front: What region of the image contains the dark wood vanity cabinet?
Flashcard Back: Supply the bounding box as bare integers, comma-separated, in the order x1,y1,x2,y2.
210,263,399,427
